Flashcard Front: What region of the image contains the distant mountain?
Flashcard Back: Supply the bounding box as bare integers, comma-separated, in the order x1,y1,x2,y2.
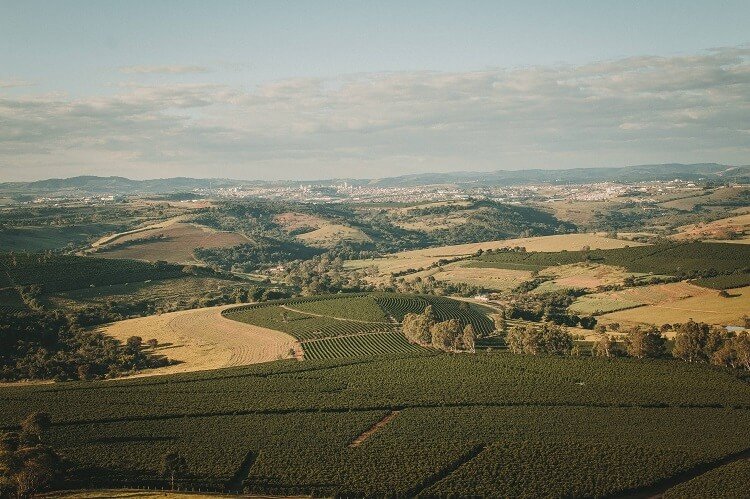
1,163,747,196
364,163,750,187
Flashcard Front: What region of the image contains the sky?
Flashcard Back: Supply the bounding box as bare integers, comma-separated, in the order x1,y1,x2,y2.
1,0,749,181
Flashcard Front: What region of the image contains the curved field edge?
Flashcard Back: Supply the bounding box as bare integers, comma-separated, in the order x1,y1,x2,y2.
101,305,300,378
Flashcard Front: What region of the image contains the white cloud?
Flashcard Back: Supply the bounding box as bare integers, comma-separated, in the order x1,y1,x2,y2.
119,65,211,75
0,80,34,89
1,46,749,180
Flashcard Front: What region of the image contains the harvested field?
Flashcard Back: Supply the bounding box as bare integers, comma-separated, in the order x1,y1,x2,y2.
95,223,249,264
597,285,750,328
101,305,300,378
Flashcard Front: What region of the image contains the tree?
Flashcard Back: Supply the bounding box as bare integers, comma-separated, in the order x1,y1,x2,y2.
592,334,615,358
147,338,159,349
430,319,461,351
462,324,476,352
125,336,143,353
0,415,61,498
493,314,506,334
625,327,666,359
402,312,433,345
672,321,710,363
505,326,524,354
161,450,188,490
20,412,50,446
541,323,573,356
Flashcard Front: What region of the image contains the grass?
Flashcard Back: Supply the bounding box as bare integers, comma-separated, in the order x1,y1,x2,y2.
569,295,644,315
598,285,750,327
96,223,248,264
1,353,749,496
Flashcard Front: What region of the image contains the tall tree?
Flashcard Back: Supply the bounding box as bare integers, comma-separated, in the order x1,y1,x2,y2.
462,324,476,352
161,450,188,491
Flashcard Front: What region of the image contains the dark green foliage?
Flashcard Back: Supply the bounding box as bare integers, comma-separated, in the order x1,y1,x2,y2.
0,309,169,381
471,242,750,278
0,354,749,496
302,332,425,360
693,272,750,290
0,253,185,293
662,458,750,498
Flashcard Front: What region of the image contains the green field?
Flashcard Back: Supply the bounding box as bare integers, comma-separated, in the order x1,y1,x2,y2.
1,353,749,496
692,272,750,290
302,332,425,360
0,253,185,292
224,293,496,350
469,242,750,277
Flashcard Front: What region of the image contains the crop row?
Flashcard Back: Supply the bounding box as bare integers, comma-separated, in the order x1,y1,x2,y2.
225,304,396,340
373,293,495,336
302,332,425,361
3,353,750,430
469,242,750,277
33,403,750,497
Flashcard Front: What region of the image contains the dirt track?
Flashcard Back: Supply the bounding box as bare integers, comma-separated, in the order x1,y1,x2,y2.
102,305,301,378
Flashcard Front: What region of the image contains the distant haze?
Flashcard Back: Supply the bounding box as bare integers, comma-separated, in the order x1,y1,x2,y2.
1,1,749,181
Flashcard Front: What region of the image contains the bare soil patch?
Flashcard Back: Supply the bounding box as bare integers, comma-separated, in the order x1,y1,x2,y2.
349,410,401,447
102,305,300,379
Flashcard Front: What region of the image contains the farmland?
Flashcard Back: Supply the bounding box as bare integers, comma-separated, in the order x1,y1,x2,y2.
345,233,641,278
100,305,299,377
1,353,749,496
597,285,750,328
94,223,249,264
224,292,495,359
469,241,750,277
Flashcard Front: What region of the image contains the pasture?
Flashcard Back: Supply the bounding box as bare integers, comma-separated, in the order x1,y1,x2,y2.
597,285,750,328
95,223,249,264
2,353,749,497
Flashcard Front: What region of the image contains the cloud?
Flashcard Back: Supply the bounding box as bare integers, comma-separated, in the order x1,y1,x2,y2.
0,80,34,89
119,65,211,75
1,46,749,180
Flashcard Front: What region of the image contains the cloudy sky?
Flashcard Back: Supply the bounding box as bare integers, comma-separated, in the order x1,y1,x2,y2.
1,1,749,181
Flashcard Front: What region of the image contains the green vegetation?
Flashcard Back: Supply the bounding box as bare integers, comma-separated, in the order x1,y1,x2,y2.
470,242,750,278
693,272,750,290
0,309,170,381
302,332,425,360
1,353,749,496
0,253,186,293
225,293,496,349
